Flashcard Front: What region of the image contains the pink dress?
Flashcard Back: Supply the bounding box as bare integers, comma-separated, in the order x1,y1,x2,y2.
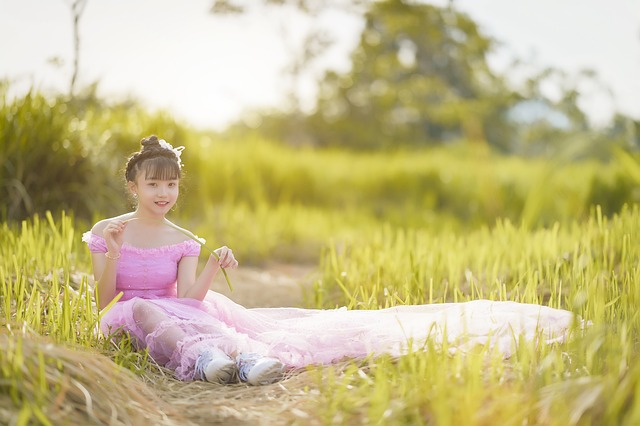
83,232,577,381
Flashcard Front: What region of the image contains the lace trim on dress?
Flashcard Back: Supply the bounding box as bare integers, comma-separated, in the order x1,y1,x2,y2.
82,231,200,256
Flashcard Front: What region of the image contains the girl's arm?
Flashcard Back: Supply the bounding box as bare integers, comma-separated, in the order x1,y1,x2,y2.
177,247,237,300
91,251,119,309
90,219,129,310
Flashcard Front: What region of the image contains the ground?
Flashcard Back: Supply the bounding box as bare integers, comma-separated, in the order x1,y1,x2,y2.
211,262,318,308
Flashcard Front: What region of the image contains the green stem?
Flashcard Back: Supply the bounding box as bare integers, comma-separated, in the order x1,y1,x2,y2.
124,217,233,291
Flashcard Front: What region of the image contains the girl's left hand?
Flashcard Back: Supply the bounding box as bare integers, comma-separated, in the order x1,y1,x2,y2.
213,246,239,269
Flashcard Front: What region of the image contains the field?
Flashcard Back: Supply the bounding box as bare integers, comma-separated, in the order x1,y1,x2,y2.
2,136,640,425
3,91,640,425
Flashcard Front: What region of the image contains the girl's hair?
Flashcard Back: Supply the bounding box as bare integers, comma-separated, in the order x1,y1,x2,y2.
125,135,182,182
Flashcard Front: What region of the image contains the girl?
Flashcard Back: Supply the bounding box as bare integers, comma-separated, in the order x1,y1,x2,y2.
84,135,285,385
85,135,579,386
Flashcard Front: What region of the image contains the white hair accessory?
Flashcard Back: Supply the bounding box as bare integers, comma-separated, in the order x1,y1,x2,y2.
158,139,185,168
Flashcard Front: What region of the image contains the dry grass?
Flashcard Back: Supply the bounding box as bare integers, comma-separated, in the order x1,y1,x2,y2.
0,327,337,426
0,329,188,425
142,367,326,425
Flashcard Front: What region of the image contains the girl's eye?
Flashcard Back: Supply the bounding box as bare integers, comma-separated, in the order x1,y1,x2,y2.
169,182,176,187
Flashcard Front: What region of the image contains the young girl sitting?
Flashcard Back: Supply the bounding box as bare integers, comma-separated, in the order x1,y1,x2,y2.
84,135,579,386
84,135,284,385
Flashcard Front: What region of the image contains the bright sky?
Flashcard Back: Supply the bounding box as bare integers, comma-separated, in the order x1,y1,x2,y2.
1,0,638,130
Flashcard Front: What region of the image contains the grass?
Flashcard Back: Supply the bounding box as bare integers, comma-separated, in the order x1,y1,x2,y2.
4,85,638,232
2,85,640,423
165,137,639,270
314,205,638,314
308,205,640,424
0,212,157,425
188,138,637,230
0,331,178,425
2,204,639,424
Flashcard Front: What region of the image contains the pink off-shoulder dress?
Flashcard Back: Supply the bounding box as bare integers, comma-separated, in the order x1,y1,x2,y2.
83,231,577,381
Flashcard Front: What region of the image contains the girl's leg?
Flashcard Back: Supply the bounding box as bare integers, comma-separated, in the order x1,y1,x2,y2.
130,300,285,384
132,300,187,364
131,300,236,382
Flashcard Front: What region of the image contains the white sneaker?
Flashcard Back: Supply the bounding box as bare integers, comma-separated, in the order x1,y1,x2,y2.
195,349,237,383
237,353,285,386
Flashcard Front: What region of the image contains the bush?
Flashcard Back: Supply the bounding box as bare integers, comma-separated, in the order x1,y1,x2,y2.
0,88,104,220
0,85,192,222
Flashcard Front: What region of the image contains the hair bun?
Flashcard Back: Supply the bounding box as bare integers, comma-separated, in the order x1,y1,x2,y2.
140,135,161,150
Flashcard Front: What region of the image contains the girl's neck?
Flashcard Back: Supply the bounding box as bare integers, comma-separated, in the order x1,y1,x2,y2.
131,210,167,224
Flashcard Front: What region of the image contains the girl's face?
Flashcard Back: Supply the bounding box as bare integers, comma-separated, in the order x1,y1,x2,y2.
129,174,179,217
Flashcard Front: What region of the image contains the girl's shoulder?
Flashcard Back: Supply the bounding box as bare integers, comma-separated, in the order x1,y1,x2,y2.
89,216,197,247
162,220,203,246
164,220,195,239
90,213,136,235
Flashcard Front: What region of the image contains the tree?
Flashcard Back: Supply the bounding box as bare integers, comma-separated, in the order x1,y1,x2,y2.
210,0,369,145
215,0,611,154
305,0,516,149
504,64,621,156
67,0,88,97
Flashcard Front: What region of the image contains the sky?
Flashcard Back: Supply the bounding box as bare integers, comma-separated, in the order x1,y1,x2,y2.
1,0,639,130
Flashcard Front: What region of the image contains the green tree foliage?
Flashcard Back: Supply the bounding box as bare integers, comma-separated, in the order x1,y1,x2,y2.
303,0,517,149
0,83,190,222
222,0,625,155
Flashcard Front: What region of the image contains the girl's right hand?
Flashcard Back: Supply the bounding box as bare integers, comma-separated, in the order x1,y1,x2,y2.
102,220,128,255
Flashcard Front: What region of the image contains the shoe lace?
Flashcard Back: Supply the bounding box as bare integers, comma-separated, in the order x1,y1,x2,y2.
236,353,260,382
194,350,214,381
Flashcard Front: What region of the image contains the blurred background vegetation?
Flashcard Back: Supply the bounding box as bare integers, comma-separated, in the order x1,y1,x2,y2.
1,0,639,264
2,3,640,423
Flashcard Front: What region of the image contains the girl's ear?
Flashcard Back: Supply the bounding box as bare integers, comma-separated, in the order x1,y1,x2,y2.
127,180,137,196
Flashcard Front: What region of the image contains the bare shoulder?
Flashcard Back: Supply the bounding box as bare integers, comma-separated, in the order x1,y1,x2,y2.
164,220,197,243
91,213,136,235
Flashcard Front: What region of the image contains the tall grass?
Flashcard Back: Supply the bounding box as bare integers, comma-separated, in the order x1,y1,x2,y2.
314,205,639,315
4,207,637,424
189,138,638,229
3,86,640,424
0,330,180,425
169,137,639,265
3,82,637,230
0,212,156,425
308,205,640,424
0,211,94,342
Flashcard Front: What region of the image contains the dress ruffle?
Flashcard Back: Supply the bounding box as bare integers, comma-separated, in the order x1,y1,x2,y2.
82,231,200,256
